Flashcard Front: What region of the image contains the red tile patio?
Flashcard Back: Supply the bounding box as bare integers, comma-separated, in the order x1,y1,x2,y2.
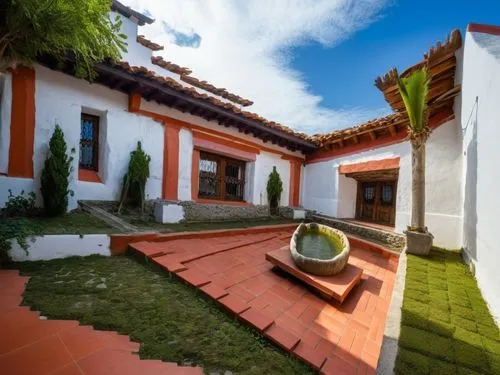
0,269,203,375
129,225,399,374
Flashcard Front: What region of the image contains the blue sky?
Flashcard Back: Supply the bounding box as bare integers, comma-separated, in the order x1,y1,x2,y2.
291,0,500,113
131,0,498,134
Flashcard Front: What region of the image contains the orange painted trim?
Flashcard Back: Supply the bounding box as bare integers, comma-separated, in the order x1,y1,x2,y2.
194,138,257,162
306,108,453,165
191,149,200,200
468,23,500,36
78,168,102,183
128,92,142,112
288,161,301,207
163,123,180,200
109,232,159,255
8,66,36,178
339,157,400,175
192,129,260,155
127,94,304,162
195,198,252,206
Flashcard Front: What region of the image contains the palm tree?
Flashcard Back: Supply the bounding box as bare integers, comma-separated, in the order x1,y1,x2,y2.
396,67,433,254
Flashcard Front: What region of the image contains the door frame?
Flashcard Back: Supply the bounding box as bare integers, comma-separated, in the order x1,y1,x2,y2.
355,180,397,226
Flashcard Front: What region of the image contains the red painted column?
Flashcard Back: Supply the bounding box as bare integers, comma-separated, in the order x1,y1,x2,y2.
191,149,200,201
289,160,302,207
163,122,180,200
8,66,36,178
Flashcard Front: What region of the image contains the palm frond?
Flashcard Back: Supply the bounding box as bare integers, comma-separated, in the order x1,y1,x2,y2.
396,68,430,134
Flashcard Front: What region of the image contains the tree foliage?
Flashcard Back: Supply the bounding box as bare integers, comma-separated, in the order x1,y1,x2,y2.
118,142,151,213
396,68,431,145
0,0,127,78
267,166,283,214
41,125,73,216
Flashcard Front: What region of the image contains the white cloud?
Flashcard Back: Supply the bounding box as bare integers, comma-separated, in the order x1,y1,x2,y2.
122,0,390,135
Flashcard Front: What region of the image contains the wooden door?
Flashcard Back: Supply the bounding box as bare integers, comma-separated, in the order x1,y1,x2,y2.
357,182,377,221
377,181,396,225
356,181,396,226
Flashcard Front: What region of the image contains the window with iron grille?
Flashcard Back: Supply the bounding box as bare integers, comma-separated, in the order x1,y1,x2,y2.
381,183,393,205
363,184,375,204
79,114,99,170
198,152,245,201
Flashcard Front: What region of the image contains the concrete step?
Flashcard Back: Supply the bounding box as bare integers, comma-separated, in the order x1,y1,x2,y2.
79,201,138,233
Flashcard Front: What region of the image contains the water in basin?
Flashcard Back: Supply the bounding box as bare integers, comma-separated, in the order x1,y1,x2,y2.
297,232,343,260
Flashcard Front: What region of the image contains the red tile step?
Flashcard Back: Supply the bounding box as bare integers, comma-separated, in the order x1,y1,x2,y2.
129,241,168,258
293,342,328,370
239,308,274,332
218,294,251,315
264,324,301,351
200,283,229,300
152,255,188,273
176,269,212,287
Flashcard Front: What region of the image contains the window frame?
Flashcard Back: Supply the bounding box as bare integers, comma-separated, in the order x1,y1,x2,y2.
198,151,246,202
79,113,100,171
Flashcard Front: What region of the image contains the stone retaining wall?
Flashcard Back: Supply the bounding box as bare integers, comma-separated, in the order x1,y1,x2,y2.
179,201,270,222
312,214,406,251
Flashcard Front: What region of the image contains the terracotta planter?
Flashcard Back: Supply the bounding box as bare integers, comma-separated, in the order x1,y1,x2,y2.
405,230,433,255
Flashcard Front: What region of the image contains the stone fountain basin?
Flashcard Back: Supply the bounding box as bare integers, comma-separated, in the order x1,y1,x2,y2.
290,222,350,276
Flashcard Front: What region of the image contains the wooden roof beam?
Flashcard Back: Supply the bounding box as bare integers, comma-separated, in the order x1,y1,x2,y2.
388,125,397,136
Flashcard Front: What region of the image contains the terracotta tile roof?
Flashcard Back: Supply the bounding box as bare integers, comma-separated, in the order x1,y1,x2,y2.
375,29,462,114
137,35,164,51
314,29,463,149
312,113,403,147
151,57,253,107
112,61,312,142
180,74,253,107
151,56,192,75
111,0,154,26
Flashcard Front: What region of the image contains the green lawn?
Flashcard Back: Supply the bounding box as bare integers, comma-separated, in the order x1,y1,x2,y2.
3,210,116,235
13,255,314,375
396,249,500,374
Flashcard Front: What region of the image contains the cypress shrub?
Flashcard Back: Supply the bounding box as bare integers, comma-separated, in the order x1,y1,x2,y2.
40,125,73,216
118,141,151,213
267,166,283,215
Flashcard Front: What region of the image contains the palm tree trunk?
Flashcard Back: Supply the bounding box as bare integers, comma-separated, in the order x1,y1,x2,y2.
411,141,426,231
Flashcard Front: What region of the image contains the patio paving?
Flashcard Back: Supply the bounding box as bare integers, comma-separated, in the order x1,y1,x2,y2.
0,269,203,375
130,226,399,374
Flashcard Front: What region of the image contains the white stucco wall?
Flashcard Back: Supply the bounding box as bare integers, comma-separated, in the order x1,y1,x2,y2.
253,151,290,206
302,119,463,249
9,235,110,261
178,127,193,201
141,100,300,205
0,65,164,209
0,73,12,174
461,30,500,322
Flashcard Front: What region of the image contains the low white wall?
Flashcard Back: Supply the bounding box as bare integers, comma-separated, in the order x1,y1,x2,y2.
9,235,110,261
302,119,463,249
460,29,500,322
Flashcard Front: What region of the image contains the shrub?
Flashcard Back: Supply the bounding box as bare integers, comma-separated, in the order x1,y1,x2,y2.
2,189,37,218
267,166,283,215
118,141,151,213
40,125,73,216
0,218,41,264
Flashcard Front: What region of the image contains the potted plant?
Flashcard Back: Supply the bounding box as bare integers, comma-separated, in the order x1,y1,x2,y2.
266,166,283,216
396,68,433,255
